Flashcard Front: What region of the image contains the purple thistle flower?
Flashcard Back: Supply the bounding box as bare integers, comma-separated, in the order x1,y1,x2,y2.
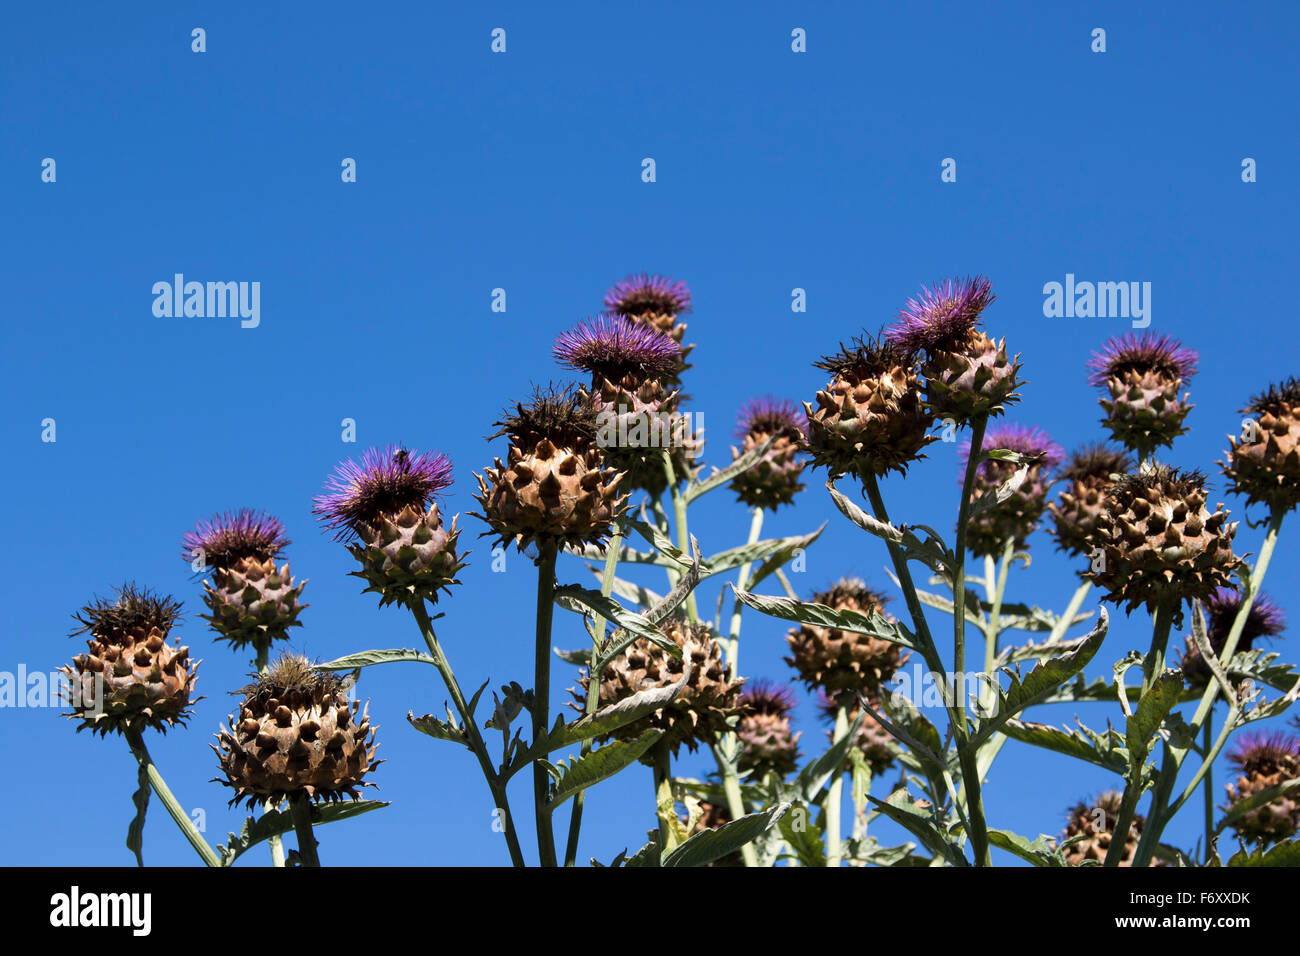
553,313,681,377
1204,587,1286,645
734,396,807,440
740,679,797,717
603,273,693,318
182,509,289,568
1228,731,1300,769
885,275,996,354
958,423,1064,478
313,445,453,541
1086,332,1199,387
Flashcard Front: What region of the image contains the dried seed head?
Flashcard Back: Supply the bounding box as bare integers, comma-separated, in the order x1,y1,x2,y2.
1059,791,1152,867
1048,444,1134,560
1221,377,1300,514
735,680,801,779
729,397,808,510
786,579,906,696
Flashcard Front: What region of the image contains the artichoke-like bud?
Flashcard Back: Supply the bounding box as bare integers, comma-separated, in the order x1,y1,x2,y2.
1221,377,1300,514
474,387,627,552
1085,467,1239,615
183,509,307,648
214,654,380,808
315,446,464,608
804,334,935,478
576,619,744,757
61,584,199,737
604,272,694,381
1223,733,1300,845
959,423,1063,558
816,690,897,775
1088,332,1198,458
786,579,906,696
555,313,700,497
885,276,1022,423
735,681,801,779
1048,445,1134,561
203,557,308,649
729,398,807,510
1059,791,1150,867
1178,588,1285,689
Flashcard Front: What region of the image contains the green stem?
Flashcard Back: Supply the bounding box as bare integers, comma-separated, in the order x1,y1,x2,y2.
1102,787,1142,867
716,750,759,867
980,539,1014,714
1202,713,1215,863
289,792,320,866
124,728,221,867
953,416,988,727
652,743,678,858
826,701,848,867
662,451,699,622
727,506,765,681
533,545,560,867
1048,580,1093,644
1141,598,1177,698
410,601,526,867
563,523,622,866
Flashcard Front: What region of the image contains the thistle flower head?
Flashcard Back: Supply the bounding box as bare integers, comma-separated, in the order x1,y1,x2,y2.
1059,444,1134,484
1228,731,1300,771
740,680,797,717
553,313,681,380
735,396,807,441
314,446,453,541
181,508,289,569
1086,332,1199,387
885,276,995,354
72,583,183,639
1205,587,1286,645
603,273,692,319
959,423,1064,478
489,385,598,450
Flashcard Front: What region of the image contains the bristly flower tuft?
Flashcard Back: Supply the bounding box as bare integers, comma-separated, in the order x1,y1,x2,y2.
885,276,995,354
603,273,692,319
553,313,681,379
739,679,797,717
1086,332,1199,387
313,446,453,541
489,384,598,449
735,396,806,441
182,509,289,569
72,583,183,639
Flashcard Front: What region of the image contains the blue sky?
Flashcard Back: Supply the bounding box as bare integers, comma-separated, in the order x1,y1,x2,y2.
2,1,1297,866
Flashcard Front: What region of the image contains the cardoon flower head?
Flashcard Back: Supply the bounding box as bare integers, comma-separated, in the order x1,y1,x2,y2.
804,333,935,478
1088,332,1198,457
1221,376,1300,513
313,446,453,542
1085,466,1238,615
553,313,681,380
1223,732,1300,845
181,509,289,569
786,578,904,695
603,273,693,321
735,680,801,778
316,446,463,608
885,276,1021,423
885,275,996,355
958,423,1063,557
1179,587,1286,687
1048,444,1134,560
730,397,807,510
474,385,626,552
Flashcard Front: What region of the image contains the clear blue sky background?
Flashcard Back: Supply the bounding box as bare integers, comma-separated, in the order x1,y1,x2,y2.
3,1,1297,866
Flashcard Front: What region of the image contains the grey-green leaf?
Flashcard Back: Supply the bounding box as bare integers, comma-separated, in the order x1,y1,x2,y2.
545,730,663,807
317,648,436,670
661,802,790,867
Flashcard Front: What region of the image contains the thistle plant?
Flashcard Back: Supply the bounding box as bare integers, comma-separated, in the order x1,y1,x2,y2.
58,270,1299,870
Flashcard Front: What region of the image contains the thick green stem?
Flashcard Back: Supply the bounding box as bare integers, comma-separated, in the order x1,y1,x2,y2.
1141,598,1177,698
410,601,526,867
716,751,759,867
289,792,320,866
662,451,698,622
1048,581,1093,644
826,701,848,867
980,539,1014,714
953,416,988,726
727,507,766,679
563,524,622,866
652,743,678,858
124,729,220,867
533,545,559,867
1102,787,1142,867
1202,714,1215,863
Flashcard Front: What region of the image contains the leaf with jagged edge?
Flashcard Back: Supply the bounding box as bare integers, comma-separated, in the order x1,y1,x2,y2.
216,801,390,866
637,536,702,627
556,585,681,668
742,524,827,592
672,776,767,807
867,789,968,867
776,800,826,866
843,836,925,867
1000,717,1130,775
593,571,663,611
554,647,590,666
1126,669,1185,774
661,802,790,867
623,518,694,571
1225,838,1300,867
1215,778,1300,836
701,530,821,582
968,463,1030,518
406,710,471,748
544,729,662,807
968,607,1109,749
731,588,917,651
126,763,149,867
796,708,868,802
683,436,774,503
545,668,689,752
997,635,1092,667
1217,649,1299,695
317,647,437,670
987,828,1072,867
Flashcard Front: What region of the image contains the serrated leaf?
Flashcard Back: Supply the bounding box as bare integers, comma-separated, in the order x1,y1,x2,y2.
547,669,689,751
968,463,1029,517
661,803,790,867
407,710,471,747
986,828,1071,867
640,536,702,625
126,763,149,867
702,529,822,581
745,524,827,592
216,801,390,866
598,573,663,611
776,800,826,866
1225,838,1300,867
867,790,968,867
317,648,436,670
684,437,774,503
545,729,663,807
1126,669,1184,769
623,518,694,570
1000,718,1130,774
731,588,916,650
968,607,1109,748
1215,778,1300,836
556,585,681,666
796,709,868,802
